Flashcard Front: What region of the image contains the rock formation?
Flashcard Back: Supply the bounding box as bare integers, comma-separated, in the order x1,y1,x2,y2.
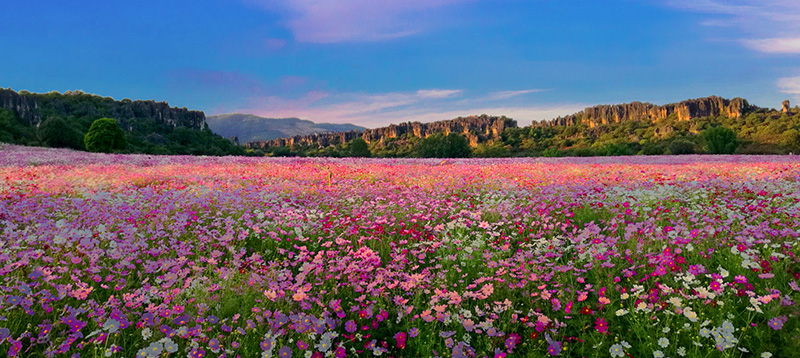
539,96,752,128
0,88,206,130
783,100,791,113
246,115,516,149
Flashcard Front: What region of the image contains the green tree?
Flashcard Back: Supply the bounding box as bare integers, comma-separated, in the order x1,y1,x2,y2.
473,141,511,157
84,118,127,153
38,116,83,149
780,129,800,153
668,139,696,155
701,126,738,154
347,137,371,157
416,133,471,158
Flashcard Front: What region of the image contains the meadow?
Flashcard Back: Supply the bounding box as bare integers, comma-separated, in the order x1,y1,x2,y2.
1,144,799,358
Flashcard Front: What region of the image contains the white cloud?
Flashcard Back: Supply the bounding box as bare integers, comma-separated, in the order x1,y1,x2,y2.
741,37,800,54
778,76,800,94
666,0,800,54
221,87,581,128
488,89,547,100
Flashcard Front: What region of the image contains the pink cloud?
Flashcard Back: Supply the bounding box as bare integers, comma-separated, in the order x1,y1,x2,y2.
222,87,581,128
247,0,471,43
264,38,287,50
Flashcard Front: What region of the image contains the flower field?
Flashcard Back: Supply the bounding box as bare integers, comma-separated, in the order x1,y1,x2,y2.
1,145,800,358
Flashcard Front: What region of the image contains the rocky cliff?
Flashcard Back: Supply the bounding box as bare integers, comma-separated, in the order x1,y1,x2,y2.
246,115,516,149
0,88,206,130
540,96,752,128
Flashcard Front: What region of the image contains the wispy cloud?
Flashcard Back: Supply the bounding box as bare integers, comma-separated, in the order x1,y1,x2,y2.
246,0,471,43
741,38,800,54
778,76,800,95
488,89,547,100
666,0,800,54
213,86,573,127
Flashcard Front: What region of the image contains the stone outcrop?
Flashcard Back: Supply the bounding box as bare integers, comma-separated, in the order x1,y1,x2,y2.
783,100,791,113
539,96,752,128
247,115,516,149
0,88,206,130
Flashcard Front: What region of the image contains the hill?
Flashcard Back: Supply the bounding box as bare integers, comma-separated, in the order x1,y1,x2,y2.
206,113,364,143
0,88,245,156
251,96,800,157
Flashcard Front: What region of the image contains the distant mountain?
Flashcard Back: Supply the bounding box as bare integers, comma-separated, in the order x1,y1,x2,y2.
206,113,365,142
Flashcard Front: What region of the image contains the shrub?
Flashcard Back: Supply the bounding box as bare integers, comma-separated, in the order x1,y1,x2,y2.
639,142,665,155
669,139,696,155
347,138,371,157
39,117,83,149
84,118,127,153
416,133,471,158
701,126,738,154
780,129,800,153
541,147,561,157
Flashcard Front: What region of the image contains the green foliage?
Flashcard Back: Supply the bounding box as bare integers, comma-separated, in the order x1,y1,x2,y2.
38,116,83,149
639,142,665,155
416,133,471,158
780,129,800,153
668,139,696,155
541,147,561,157
472,141,511,157
84,118,127,153
346,137,371,157
701,126,738,154
0,89,247,156
597,142,632,156
0,108,34,144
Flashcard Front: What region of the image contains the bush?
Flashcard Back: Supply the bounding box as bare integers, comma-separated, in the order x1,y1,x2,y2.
701,126,738,154
472,142,511,157
84,118,127,153
416,133,471,158
39,117,83,149
668,139,696,155
347,138,371,157
598,142,631,156
541,147,561,157
639,142,665,155
780,129,800,153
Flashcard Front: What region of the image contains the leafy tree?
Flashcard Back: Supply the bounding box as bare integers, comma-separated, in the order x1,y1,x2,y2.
639,142,665,155
668,139,696,155
701,126,738,154
416,133,471,158
347,138,371,157
472,142,511,157
781,129,800,153
38,116,83,149
84,118,127,153
541,147,561,157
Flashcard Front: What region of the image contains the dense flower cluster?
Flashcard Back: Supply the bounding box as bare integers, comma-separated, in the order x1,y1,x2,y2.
0,144,799,357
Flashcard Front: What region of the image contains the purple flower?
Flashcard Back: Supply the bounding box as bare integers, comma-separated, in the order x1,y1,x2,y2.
345,320,357,333
208,338,220,351
297,340,308,350
174,315,191,325
260,339,273,351
768,316,787,330
547,341,562,356
279,346,293,358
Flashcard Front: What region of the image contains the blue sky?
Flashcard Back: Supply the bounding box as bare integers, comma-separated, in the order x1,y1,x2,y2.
1,0,799,127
